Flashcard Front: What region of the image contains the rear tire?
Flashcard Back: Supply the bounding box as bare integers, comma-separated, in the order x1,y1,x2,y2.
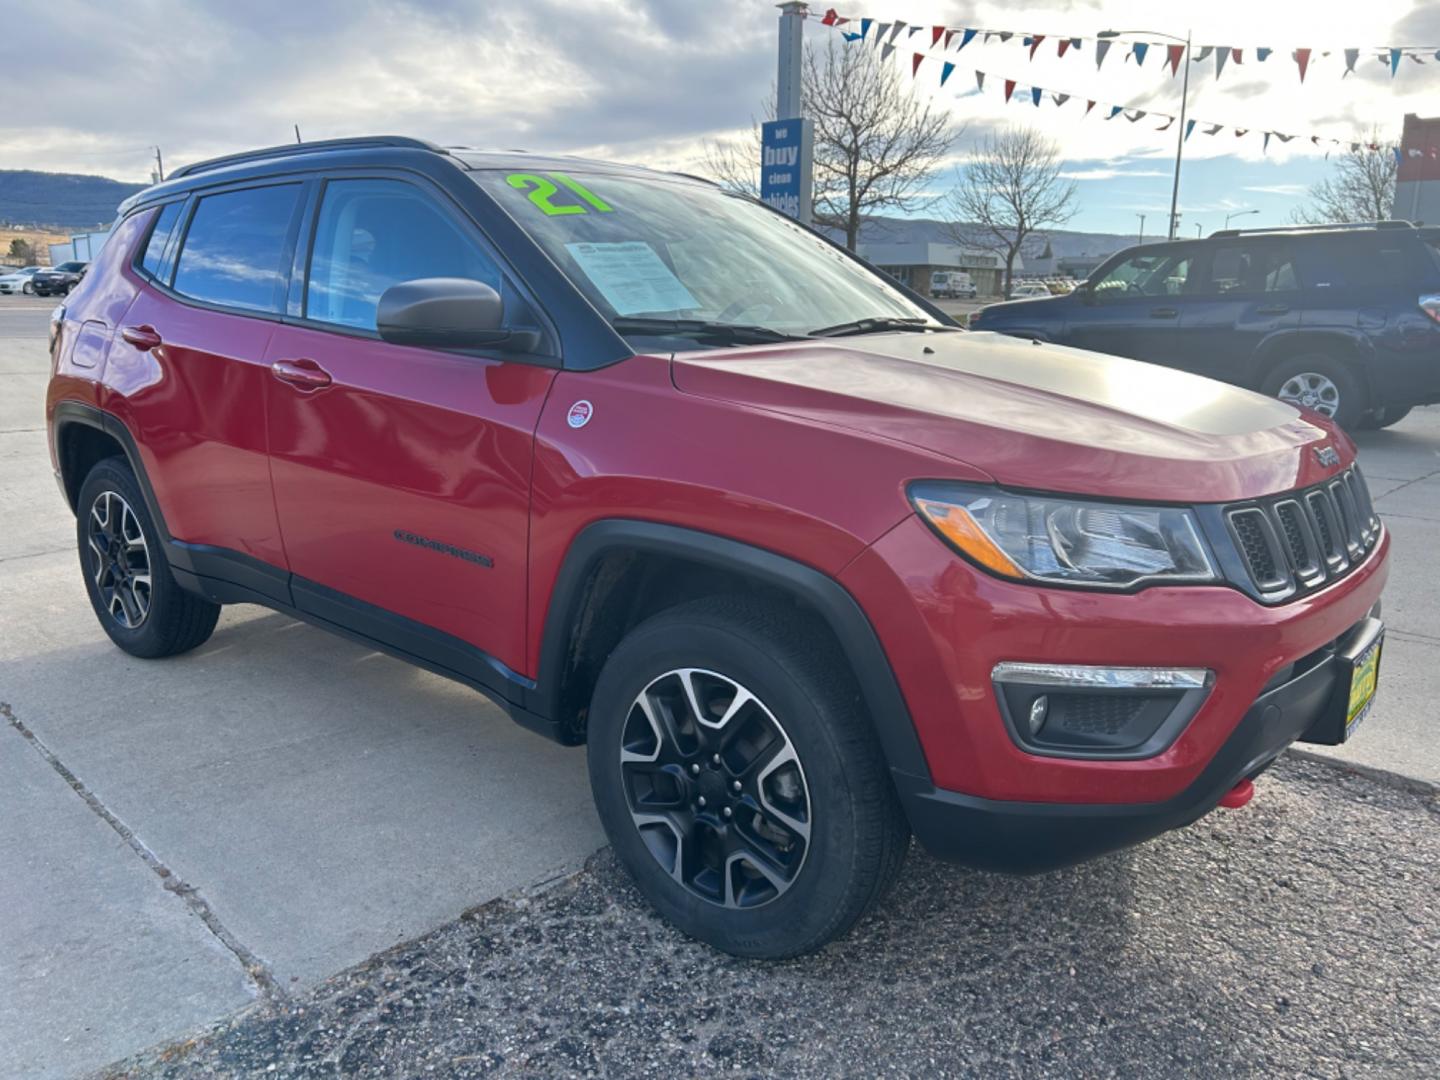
22,282,34,295
1261,353,1367,430
586,596,910,958
76,458,220,658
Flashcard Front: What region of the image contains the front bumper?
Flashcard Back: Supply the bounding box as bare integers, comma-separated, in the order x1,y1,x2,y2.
895,614,1383,873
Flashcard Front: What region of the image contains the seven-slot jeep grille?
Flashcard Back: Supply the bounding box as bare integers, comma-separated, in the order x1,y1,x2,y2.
1223,467,1380,600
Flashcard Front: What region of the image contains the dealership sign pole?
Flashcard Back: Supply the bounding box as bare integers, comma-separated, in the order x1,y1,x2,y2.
764,2,814,225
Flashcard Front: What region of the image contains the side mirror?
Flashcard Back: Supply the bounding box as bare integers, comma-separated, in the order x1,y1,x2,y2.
376,277,537,352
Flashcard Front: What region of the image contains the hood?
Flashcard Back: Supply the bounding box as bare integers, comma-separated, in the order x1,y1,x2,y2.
671,330,1345,503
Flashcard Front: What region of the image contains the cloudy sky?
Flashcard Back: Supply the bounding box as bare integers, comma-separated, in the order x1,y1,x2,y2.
5,0,1438,234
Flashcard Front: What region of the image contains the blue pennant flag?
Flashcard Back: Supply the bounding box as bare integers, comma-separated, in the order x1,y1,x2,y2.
1185,119,1196,141
940,61,955,86
1257,48,1273,61
1132,42,1149,65
1107,105,1123,119
1391,47,1403,76
1032,86,1043,105
959,28,978,50
860,18,873,40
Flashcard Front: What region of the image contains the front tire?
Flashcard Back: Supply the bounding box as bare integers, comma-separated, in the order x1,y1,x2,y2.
586,597,910,958
76,458,220,658
1262,354,1367,430
22,282,34,295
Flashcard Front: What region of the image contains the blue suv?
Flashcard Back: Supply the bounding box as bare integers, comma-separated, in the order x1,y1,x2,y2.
971,222,1440,430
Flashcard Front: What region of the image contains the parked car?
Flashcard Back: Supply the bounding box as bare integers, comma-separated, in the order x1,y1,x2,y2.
931,270,977,299
0,265,43,294
31,261,88,297
1007,282,1052,300
972,222,1440,429
47,137,1388,958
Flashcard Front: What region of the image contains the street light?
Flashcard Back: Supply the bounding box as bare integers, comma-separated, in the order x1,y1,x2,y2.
1100,28,1192,240
1136,212,1146,244
1224,209,1260,229
1195,223,1203,237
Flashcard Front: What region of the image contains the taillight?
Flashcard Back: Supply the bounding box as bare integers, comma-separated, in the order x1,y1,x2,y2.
1421,294,1440,324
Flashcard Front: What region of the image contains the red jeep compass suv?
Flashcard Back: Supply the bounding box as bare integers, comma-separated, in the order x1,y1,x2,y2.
46,137,1388,957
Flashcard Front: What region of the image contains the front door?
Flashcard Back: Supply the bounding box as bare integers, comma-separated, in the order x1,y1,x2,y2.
1067,247,1197,365
264,176,556,676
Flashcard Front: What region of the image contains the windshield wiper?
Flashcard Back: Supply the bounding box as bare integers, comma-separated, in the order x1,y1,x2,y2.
610,317,805,345
808,316,952,338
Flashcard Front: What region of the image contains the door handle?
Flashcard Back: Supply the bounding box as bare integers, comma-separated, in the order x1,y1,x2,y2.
120,324,162,352
270,359,333,390
1255,305,1290,315
1149,307,1179,319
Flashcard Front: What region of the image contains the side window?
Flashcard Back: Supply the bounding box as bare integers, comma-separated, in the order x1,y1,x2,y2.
306,178,516,332
1092,251,1192,300
1199,245,1298,295
139,201,183,280
172,184,302,313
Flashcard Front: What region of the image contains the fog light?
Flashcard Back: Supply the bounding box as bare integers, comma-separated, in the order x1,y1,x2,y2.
1028,695,1049,736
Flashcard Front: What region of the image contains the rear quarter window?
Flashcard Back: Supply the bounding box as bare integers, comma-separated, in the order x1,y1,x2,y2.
138,202,184,280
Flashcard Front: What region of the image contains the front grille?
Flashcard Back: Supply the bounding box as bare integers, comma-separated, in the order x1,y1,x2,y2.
1224,466,1380,601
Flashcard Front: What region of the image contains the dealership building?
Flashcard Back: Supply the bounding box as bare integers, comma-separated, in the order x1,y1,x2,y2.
1397,113,1440,225
857,242,1011,297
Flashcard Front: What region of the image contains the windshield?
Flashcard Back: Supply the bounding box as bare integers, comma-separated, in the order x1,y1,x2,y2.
471,169,937,343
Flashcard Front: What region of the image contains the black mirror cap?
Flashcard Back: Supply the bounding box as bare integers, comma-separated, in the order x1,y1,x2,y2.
377,277,520,350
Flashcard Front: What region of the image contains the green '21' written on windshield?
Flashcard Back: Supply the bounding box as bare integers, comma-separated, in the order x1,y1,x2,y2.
505,172,614,217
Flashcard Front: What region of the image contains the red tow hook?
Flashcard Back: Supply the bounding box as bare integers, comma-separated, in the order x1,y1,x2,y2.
1219,778,1255,809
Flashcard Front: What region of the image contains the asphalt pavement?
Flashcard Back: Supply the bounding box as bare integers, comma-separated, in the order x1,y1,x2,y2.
2,297,1437,1078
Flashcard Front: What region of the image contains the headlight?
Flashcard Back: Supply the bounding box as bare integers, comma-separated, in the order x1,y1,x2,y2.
909,482,1217,589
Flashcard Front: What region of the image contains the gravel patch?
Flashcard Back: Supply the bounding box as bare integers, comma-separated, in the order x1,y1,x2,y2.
98,756,1439,1079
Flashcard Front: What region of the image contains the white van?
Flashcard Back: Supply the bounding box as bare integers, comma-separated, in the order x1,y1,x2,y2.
930,270,976,299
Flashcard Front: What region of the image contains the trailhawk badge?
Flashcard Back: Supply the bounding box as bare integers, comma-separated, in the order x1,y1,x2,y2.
1315,445,1340,468
567,400,594,429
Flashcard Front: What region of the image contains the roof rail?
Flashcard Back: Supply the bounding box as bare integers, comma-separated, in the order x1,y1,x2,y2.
168,136,446,179
1210,220,1415,238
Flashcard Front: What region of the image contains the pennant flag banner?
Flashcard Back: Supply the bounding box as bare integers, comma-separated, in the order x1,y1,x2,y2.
867,50,1413,160
823,11,1440,81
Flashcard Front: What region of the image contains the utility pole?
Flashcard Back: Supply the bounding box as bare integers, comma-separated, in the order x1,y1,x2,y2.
1168,30,1192,239
294,124,303,144
1136,213,1146,244
152,146,165,183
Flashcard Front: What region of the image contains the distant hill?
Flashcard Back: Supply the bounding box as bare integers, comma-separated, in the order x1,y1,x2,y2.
0,170,146,230
829,215,1144,263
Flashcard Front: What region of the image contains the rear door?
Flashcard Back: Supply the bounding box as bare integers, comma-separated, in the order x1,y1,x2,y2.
263,174,556,676
1066,246,1197,363
112,181,306,582
1179,239,1301,386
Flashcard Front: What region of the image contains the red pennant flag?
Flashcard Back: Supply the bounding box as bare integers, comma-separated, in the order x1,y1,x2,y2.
944,29,957,48
1029,34,1046,59
1085,99,1096,115
1004,78,1017,102
1294,48,1311,82
1167,44,1184,75
932,26,944,48
1232,48,1244,64
912,52,924,77
1057,39,1072,58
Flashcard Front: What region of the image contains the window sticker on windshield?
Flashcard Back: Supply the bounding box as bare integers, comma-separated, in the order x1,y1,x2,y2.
506,172,613,217
564,241,698,315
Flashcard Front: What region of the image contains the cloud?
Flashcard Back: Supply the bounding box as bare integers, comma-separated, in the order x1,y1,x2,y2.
1061,166,1171,181
1243,183,1310,195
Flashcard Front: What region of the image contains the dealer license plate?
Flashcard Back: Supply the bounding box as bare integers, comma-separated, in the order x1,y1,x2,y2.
1344,636,1383,739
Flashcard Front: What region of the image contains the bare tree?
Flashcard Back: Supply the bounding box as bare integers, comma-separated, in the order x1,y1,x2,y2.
701,39,958,249
942,127,1077,297
1292,133,1396,224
